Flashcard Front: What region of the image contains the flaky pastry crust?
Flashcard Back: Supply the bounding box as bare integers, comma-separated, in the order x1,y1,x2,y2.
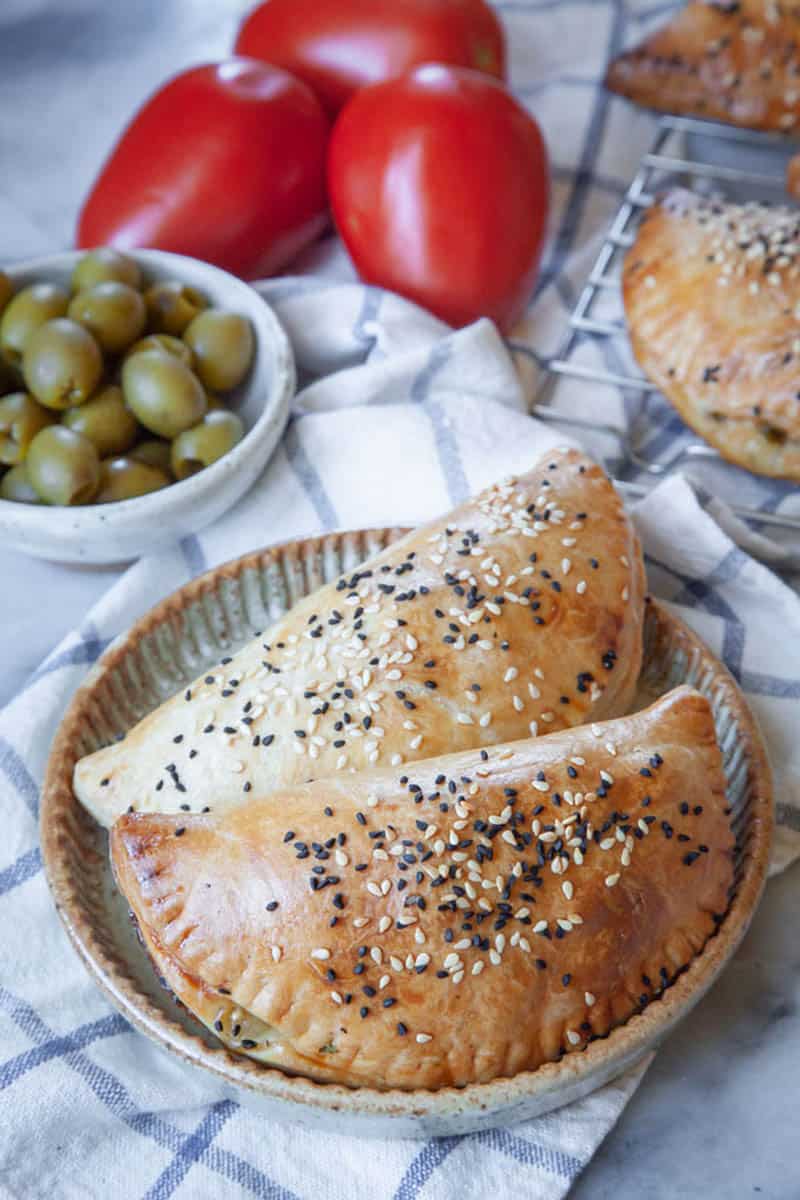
607,0,800,133
624,188,800,479
111,687,734,1091
77,449,645,826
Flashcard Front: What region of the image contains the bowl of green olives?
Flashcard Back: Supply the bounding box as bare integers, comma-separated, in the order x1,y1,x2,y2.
0,248,294,562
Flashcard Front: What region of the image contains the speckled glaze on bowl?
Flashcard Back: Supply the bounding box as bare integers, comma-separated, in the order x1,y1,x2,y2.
0,250,294,564
40,529,774,1138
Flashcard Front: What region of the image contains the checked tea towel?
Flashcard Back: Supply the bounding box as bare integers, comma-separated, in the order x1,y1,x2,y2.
2,0,800,1197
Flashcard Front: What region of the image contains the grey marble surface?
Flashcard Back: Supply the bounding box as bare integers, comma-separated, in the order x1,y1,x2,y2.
1,3,799,1197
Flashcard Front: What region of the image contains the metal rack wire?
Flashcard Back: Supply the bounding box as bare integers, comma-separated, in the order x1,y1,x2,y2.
533,114,800,538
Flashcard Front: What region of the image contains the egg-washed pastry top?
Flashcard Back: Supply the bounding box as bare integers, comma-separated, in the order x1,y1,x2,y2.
606,0,800,133
75,447,645,827
111,686,734,1091
623,187,800,480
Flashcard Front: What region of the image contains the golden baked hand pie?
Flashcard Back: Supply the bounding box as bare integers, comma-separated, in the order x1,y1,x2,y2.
606,0,800,132
111,686,734,1091
75,448,645,827
786,152,800,200
624,187,800,479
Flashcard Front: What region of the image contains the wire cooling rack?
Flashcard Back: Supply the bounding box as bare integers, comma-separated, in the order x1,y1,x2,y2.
533,114,800,539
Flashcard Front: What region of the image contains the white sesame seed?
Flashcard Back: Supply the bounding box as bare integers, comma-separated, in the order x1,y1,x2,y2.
331,991,343,1005
585,992,596,1007
489,949,502,966
562,881,574,901
353,916,369,929
310,948,330,961
605,874,620,888
416,1033,432,1044
271,945,282,963
566,1030,581,1046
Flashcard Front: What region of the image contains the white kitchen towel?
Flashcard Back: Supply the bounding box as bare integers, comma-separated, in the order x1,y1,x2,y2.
1,286,799,1200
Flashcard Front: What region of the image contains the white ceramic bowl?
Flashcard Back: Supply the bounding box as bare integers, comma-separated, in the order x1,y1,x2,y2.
0,250,294,563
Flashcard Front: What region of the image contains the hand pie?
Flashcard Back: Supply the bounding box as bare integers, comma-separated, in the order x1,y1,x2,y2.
606,0,800,133
786,152,800,200
111,686,734,1091
75,448,645,827
624,187,800,479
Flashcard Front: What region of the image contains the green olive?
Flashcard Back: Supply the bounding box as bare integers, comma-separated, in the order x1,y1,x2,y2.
96,456,170,503
121,350,206,438
0,461,44,504
22,318,103,410
63,384,139,457
0,392,54,465
129,438,173,473
126,334,194,368
144,281,207,336
26,425,100,505
183,310,254,391
0,283,69,366
72,248,142,293
68,282,146,354
171,409,245,480
0,271,13,316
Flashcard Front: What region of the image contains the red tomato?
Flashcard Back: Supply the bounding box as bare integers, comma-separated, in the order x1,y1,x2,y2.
328,65,549,332
77,60,329,279
234,0,505,116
